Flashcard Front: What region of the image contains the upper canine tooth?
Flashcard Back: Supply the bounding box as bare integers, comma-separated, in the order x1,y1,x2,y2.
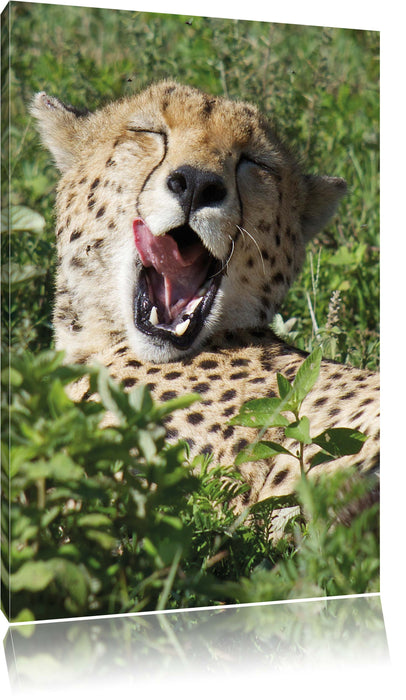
149,306,159,326
174,318,190,336
188,296,204,313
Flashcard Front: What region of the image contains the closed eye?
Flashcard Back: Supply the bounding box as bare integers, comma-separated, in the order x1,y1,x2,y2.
238,155,280,179
126,127,168,151
127,127,166,139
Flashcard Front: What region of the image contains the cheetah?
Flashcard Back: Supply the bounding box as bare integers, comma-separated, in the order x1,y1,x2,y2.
31,81,380,513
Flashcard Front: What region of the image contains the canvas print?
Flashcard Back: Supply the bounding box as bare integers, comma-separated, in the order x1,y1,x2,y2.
1,2,380,622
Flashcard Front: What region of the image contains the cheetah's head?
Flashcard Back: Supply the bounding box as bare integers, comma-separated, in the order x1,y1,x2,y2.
31,82,346,363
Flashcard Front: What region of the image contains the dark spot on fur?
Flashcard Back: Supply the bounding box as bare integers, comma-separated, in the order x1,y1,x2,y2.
231,358,250,367
360,397,374,406
160,390,177,401
230,371,249,380
272,272,284,284
249,377,266,384
313,397,328,408
272,469,289,486
199,359,218,370
222,405,236,417
201,444,214,456
209,423,221,433
114,346,129,355
126,359,142,368
329,408,341,417
351,410,364,422
123,377,136,388
166,428,179,439
70,255,85,267
222,425,235,439
96,206,106,219
220,389,237,402
187,412,204,425
343,391,356,400
193,382,210,393
90,178,100,190
208,374,222,380
164,371,182,380
202,97,216,116
69,229,82,242
233,438,249,455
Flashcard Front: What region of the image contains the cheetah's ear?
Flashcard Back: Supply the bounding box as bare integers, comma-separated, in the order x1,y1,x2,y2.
301,175,347,241
30,92,90,173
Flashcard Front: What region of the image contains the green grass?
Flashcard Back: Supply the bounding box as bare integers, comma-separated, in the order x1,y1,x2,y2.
1,4,379,620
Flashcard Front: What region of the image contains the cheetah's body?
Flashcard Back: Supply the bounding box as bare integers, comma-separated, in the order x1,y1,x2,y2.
31,82,380,511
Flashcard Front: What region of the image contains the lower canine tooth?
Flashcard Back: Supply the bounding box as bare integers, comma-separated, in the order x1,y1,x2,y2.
149,306,159,326
174,318,190,336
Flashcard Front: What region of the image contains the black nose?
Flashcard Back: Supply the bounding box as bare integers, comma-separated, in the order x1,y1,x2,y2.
167,165,227,217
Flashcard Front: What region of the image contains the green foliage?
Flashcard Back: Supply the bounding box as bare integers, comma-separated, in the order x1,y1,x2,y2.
232,347,367,475
212,469,379,603
2,350,200,618
2,348,379,620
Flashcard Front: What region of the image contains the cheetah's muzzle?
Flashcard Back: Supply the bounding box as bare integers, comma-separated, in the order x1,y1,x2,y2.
133,218,223,349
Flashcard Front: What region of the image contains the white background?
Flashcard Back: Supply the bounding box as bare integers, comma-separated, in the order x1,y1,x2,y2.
1,1,404,697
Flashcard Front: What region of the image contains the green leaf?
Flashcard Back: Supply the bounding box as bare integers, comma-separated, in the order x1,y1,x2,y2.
1,205,45,234
230,398,289,428
15,454,84,484
285,416,312,445
137,428,158,461
309,451,335,468
235,440,295,466
290,347,322,409
84,529,116,549
153,392,201,419
1,367,23,387
48,378,74,416
249,493,300,513
10,561,55,592
277,372,292,400
127,384,153,415
77,513,112,528
312,428,367,457
1,263,47,289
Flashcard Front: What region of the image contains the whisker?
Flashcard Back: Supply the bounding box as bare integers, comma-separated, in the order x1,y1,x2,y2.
209,235,235,278
236,224,266,275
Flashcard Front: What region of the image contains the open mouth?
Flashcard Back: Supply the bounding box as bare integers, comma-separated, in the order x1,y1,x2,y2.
133,218,224,349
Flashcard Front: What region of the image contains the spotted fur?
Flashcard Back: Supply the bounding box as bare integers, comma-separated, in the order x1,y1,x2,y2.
31,81,379,513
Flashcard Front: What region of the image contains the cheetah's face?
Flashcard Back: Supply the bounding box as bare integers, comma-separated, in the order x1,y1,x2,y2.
31,82,346,363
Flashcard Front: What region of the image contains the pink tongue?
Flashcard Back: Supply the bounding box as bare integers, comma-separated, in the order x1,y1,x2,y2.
133,218,204,273
133,218,210,321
